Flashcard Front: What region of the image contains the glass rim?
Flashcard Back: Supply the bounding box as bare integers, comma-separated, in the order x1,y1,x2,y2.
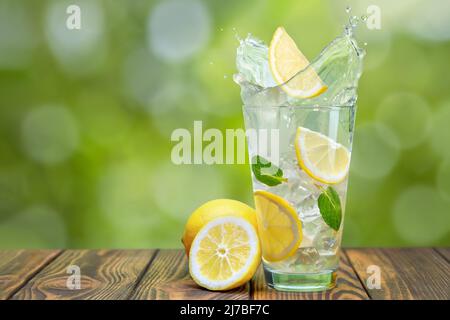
243,104,356,111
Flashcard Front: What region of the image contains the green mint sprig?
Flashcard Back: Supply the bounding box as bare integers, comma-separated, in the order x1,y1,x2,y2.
318,186,342,231
251,155,287,187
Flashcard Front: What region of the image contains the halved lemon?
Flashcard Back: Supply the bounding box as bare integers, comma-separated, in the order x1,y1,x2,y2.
295,127,350,184
182,199,257,256
253,190,302,262
269,26,327,98
189,216,261,291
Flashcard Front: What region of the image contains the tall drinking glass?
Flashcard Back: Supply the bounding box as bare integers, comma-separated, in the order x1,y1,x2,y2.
243,104,356,292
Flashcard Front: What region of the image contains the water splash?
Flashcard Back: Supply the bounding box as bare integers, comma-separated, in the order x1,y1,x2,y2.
234,11,365,108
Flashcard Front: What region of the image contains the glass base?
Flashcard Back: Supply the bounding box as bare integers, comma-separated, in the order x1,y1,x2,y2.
263,266,337,292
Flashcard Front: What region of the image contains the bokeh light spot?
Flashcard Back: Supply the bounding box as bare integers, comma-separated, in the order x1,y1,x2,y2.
21,105,79,164
376,92,431,149
393,185,449,245
351,122,400,180
122,47,165,108
406,0,450,42
45,0,105,75
148,0,211,62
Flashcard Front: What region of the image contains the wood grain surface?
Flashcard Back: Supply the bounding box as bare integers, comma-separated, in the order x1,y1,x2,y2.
11,249,155,300
129,249,249,300
0,248,448,300
435,248,450,262
346,248,450,300
0,250,61,299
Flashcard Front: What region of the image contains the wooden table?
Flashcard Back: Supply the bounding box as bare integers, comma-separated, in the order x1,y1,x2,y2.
0,249,448,300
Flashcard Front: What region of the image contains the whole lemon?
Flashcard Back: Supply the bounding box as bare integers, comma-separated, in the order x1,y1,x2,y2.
182,199,257,256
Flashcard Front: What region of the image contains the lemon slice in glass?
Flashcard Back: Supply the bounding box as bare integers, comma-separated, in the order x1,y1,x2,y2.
295,126,350,184
269,26,327,98
189,216,261,291
253,190,302,262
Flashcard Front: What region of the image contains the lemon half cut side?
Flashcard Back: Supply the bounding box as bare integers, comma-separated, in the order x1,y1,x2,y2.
189,216,261,291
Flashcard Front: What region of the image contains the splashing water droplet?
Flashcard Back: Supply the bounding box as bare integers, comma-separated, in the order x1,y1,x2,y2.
234,15,365,108
364,42,368,46
350,16,359,27
345,6,351,14
361,15,367,22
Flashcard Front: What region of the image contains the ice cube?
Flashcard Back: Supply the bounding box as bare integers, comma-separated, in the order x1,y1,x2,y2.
301,214,325,247
296,193,320,219
293,247,324,272
268,177,317,214
313,226,340,256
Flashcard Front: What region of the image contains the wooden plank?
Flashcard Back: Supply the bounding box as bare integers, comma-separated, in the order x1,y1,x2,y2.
251,250,369,300
11,250,155,300
0,250,61,300
435,248,450,262
346,248,450,300
130,249,250,300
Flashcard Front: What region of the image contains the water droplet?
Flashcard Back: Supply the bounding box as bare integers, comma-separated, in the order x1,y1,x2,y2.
344,25,353,36
232,27,236,32
220,27,224,32
364,42,368,46
350,16,359,27
223,75,228,79
345,6,351,14
209,61,214,65
361,15,367,22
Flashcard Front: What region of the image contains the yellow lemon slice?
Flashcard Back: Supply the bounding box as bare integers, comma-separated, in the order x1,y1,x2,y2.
253,190,302,262
182,199,257,256
295,127,350,184
189,216,261,291
269,26,327,98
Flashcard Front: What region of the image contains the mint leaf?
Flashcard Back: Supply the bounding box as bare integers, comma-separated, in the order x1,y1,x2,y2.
318,187,342,231
251,155,287,187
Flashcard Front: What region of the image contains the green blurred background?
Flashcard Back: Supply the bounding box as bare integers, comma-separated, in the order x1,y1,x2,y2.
0,0,449,248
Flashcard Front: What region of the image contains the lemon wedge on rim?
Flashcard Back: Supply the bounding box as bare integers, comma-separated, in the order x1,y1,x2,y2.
269,26,327,98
